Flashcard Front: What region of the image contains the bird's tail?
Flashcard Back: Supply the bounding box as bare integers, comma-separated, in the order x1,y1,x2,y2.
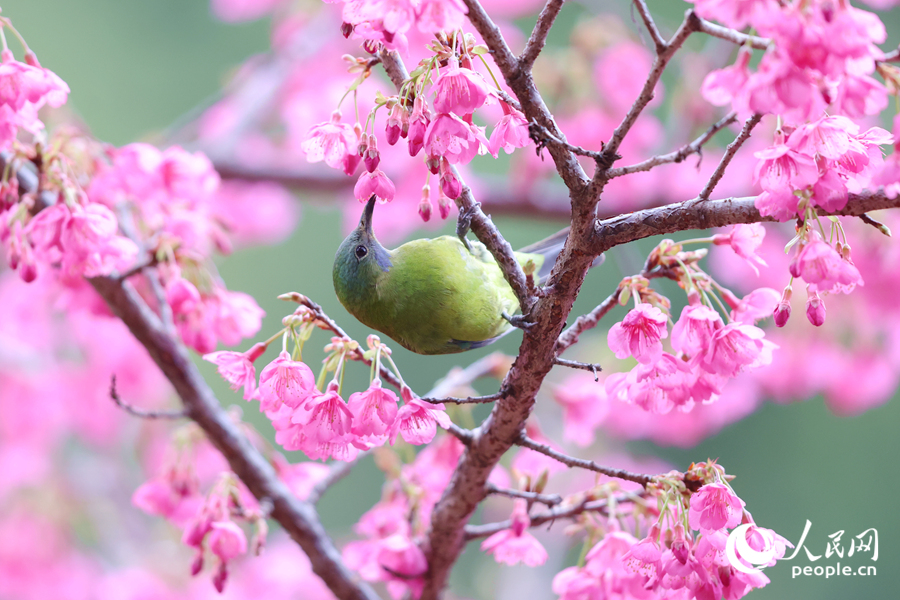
518,226,604,283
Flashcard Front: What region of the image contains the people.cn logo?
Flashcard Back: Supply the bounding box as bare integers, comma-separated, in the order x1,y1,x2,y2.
725,524,779,574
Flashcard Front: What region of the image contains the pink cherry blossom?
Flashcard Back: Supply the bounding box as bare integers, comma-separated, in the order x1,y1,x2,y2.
424,113,487,165
806,290,826,326
299,387,354,443
754,140,819,193
701,322,775,377
488,102,530,157
606,352,697,414
688,482,745,532
731,287,780,324
480,499,547,566
354,169,396,203
607,303,668,365
0,49,69,111
622,527,662,578
203,342,266,400
415,0,467,34
755,187,800,221
671,304,723,357
793,236,863,295
701,47,751,107
378,533,427,599
131,472,202,528
432,58,490,116
713,223,768,275
301,110,360,175
389,397,451,445
257,351,317,412
348,379,399,442
208,520,248,561
553,375,609,447
689,0,777,30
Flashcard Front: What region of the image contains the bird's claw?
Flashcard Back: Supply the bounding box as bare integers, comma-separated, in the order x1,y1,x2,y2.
456,202,482,253
502,311,535,330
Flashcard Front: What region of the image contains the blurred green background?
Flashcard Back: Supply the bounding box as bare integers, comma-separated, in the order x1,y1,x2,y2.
7,0,898,599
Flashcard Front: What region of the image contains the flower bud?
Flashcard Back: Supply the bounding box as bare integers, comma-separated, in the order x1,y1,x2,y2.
440,171,461,200
364,134,380,172
340,22,353,38
418,185,432,222
774,301,791,327
806,291,825,326
425,154,441,175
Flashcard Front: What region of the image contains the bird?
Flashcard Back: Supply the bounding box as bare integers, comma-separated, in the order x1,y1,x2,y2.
333,195,587,355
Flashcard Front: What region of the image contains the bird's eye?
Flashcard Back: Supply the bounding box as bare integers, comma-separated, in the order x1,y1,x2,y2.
355,245,368,259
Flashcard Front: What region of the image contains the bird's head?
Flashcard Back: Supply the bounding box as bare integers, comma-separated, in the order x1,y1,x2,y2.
333,195,393,293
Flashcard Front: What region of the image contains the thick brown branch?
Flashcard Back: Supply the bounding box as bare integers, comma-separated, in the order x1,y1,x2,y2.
519,0,566,71
608,111,738,178
89,276,380,600
698,113,762,201
588,191,900,256
420,394,501,405
517,435,653,486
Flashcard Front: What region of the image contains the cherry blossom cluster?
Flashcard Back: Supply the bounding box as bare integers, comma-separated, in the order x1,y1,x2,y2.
131,418,334,592
698,0,889,123
205,310,450,462
86,142,275,353
752,116,890,221
301,29,531,221
604,230,778,414
554,461,788,600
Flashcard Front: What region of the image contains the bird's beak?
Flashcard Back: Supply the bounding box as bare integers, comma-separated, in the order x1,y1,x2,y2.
359,194,376,236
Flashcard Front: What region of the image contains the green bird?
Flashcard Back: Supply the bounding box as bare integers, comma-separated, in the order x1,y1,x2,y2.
333,196,580,355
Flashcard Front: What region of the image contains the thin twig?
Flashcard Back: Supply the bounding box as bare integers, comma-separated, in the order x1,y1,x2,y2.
632,0,667,52
553,357,603,380
445,423,475,445
859,213,892,236
519,0,566,71
697,113,762,201
485,483,562,506
556,288,622,353
695,16,770,50
420,394,501,405
280,293,403,391
110,375,188,419
464,492,646,540
608,111,738,178
424,352,511,399
601,10,701,165
529,121,604,161
517,434,654,486
308,458,362,504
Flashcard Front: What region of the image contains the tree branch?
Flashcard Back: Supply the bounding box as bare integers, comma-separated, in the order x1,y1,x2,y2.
517,435,653,486
698,113,762,201
631,0,667,52
279,292,404,391
464,492,644,540
588,190,900,256
555,287,621,353
89,276,381,600
484,483,562,506
308,457,361,505
607,111,738,178
553,357,603,380
694,16,770,50
519,0,566,71
109,375,188,419
601,10,701,164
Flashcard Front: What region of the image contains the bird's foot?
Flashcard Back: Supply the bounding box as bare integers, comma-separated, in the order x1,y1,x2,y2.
456,202,482,253
502,311,535,330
